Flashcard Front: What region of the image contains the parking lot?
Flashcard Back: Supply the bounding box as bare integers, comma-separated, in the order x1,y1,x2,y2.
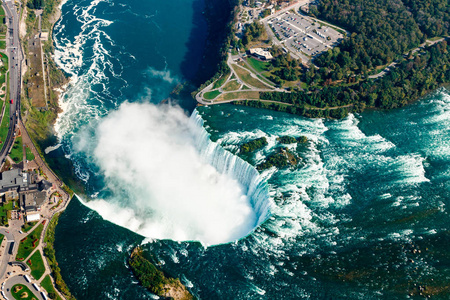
268,12,343,60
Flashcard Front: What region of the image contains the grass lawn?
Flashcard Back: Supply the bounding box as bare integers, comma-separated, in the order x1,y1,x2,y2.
22,221,38,232
212,72,229,89
0,6,4,15
41,275,63,300
203,90,221,100
222,80,241,92
0,77,10,145
0,200,13,218
232,64,271,90
0,233,4,243
10,136,23,163
0,200,13,225
28,250,46,280
242,85,250,90
11,284,39,300
16,223,44,261
26,146,35,161
0,41,6,50
217,91,260,101
247,57,270,73
0,52,8,69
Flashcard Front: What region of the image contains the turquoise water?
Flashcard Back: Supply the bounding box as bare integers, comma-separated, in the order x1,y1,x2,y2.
50,0,450,299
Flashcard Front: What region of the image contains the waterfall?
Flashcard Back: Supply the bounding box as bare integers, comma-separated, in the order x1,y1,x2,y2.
189,110,272,227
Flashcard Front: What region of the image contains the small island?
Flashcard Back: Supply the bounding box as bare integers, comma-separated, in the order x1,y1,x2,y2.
128,247,194,300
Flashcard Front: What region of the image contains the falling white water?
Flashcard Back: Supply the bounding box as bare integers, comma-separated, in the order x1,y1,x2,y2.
78,103,271,245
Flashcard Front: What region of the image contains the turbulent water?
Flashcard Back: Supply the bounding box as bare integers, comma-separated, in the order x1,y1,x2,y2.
49,0,450,299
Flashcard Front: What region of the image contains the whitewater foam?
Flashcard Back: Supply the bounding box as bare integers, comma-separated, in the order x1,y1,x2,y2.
77,104,271,245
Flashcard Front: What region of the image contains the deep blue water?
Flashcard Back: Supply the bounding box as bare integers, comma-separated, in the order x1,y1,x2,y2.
50,0,450,299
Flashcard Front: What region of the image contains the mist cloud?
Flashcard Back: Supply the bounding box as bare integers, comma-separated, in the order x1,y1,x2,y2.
80,102,259,245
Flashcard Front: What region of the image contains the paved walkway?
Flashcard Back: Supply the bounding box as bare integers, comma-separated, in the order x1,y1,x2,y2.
4,274,45,300
368,37,448,79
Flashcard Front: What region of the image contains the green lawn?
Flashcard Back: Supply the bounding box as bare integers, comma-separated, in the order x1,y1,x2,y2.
247,57,270,73
22,221,38,232
212,72,229,89
0,41,6,50
203,90,221,100
232,64,271,90
0,234,4,244
0,77,10,146
0,6,4,15
41,275,63,300
217,91,260,101
11,284,39,300
26,146,35,161
28,250,46,280
10,136,23,163
16,223,44,261
0,52,8,69
0,200,13,226
222,80,241,92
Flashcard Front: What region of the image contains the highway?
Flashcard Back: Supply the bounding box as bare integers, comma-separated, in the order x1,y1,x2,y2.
0,0,22,165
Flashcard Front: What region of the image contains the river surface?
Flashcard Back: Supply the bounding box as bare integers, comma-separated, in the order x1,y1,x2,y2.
49,0,450,299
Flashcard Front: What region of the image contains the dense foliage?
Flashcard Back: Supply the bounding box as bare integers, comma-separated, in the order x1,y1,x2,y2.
278,135,308,144
257,147,299,170
402,0,450,37
128,249,168,295
277,136,297,144
310,0,449,79
239,137,268,153
242,22,265,46
252,39,450,117
27,0,44,9
128,248,194,300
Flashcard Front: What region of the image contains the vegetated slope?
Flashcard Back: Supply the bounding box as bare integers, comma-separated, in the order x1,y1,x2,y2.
254,40,450,117
128,247,194,300
311,0,448,77
402,0,450,38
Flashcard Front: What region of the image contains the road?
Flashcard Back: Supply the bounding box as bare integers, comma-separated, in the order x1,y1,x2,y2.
0,229,15,280
3,275,46,300
368,37,447,79
0,0,22,165
260,0,310,62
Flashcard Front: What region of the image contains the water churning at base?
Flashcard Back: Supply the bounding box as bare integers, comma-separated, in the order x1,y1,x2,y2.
80,103,271,245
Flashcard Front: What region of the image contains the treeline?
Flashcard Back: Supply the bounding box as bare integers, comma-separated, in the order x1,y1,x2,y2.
27,0,44,9
43,213,76,300
248,39,450,117
233,99,351,119
242,22,265,46
310,0,437,78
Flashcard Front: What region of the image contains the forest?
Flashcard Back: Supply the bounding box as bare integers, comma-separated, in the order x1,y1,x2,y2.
309,0,449,79
237,39,450,118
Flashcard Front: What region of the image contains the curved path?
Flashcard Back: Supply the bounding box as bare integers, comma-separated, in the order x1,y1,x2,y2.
0,229,16,280
3,275,45,300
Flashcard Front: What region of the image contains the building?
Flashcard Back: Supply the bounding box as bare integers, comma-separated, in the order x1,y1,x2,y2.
22,191,47,213
249,48,273,60
0,169,52,221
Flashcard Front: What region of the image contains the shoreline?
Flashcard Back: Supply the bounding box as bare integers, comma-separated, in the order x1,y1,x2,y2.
194,1,450,118
16,0,76,298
